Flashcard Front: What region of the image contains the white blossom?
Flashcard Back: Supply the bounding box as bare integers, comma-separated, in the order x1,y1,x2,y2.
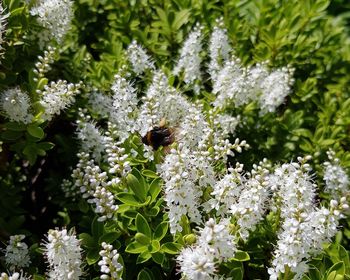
177,246,216,280
98,242,123,280
32,46,56,82
39,80,80,122
230,162,270,240
126,40,154,75
173,25,203,92
158,145,215,234
259,67,294,113
43,228,83,280
76,110,105,162
0,271,31,280
208,19,231,81
204,164,245,216
4,235,31,270
88,90,113,118
323,150,349,198
104,123,131,185
110,74,139,141
177,218,237,280
87,186,118,222
30,0,74,48
0,87,33,123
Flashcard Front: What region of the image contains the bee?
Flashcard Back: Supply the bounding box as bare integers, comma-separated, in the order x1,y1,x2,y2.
142,118,176,150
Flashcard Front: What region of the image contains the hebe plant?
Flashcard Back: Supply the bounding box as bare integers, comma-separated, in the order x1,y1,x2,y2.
0,0,350,279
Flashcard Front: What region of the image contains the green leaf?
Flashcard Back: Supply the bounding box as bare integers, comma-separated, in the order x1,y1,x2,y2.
4,121,26,131
91,216,104,237
136,251,152,264
79,233,95,248
135,232,151,245
1,130,23,140
27,125,44,139
37,142,54,151
172,9,190,30
148,240,160,253
125,241,147,254
136,213,151,238
116,192,142,206
161,242,182,254
137,269,153,280
127,173,146,201
33,275,45,280
149,178,162,203
99,232,120,244
152,252,165,265
86,248,100,265
154,222,168,241
142,169,159,178
229,267,243,280
326,262,345,279
232,250,250,262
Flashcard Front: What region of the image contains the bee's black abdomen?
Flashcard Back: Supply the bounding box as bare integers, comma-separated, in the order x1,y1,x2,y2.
142,126,175,150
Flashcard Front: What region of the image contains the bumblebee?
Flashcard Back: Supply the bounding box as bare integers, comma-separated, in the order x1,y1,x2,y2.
142,119,176,150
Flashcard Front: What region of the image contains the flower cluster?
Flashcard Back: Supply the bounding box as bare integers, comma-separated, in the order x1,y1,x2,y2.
98,242,123,280
177,218,236,280
110,74,139,141
212,59,294,113
30,0,74,48
76,109,105,162
43,228,83,280
0,272,30,280
268,157,349,279
157,146,213,233
173,25,203,92
0,87,33,124
208,19,231,81
323,150,349,198
4,235,31,271
230,160,271,240
39,80,81,122
32,46,57,81
126,40,154,75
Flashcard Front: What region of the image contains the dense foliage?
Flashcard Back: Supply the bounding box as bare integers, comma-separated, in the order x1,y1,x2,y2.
0,0,350,279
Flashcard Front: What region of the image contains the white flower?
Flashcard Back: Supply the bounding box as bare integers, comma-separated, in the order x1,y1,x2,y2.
158,146,215,234
43,228,83,280
0,271,31,280
98,242,123,280
32,46,56,81
4,235,31,270
197,218,236,261
177,246,216,280
71,152,108,199
323,150,349,198
104,123,131,185
230,164,270,240
88,90,113,118
0,87,33,123
126,40,154,75
259,67,294,113
204,164,245,216
76,110,105,162
110,74,139,141
173,25,203,92
208,19,231,81
30,0,74,47
87,186,118,222
39,80,80,122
